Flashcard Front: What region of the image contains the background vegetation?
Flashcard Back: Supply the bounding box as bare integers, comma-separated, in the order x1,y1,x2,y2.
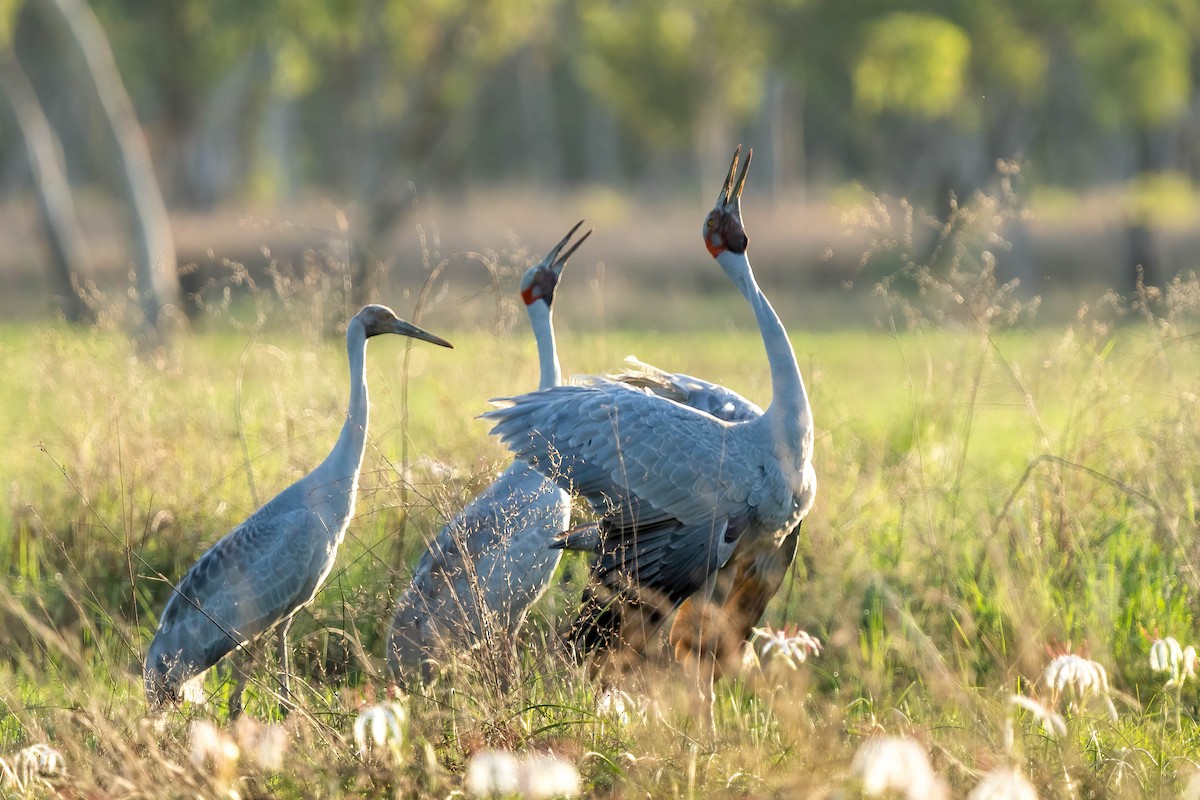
0,0,1199,797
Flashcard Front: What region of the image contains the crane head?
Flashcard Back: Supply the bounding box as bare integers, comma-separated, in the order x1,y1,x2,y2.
703,145,751,258
520,220,592,307
354,304,454,348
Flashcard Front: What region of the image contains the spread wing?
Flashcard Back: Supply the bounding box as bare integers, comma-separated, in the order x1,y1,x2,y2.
482,383,769,611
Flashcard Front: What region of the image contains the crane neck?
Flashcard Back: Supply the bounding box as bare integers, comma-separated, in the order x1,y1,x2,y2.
526,300,562,390
717,249,810,429
319,317,371,482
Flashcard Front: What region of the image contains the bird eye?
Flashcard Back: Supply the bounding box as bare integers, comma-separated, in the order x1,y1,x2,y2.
706,218,715,229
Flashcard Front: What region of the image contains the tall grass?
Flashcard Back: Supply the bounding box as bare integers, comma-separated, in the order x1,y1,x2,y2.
1,182,1198,797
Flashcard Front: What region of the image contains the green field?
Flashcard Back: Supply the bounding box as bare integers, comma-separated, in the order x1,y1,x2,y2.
1,280,1198,797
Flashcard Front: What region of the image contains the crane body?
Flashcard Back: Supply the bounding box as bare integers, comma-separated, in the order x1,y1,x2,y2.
484,148,815,709
388,224,589,680
145,305,452,712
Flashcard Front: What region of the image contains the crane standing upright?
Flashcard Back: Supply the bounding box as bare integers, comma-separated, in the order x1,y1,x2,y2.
145,305,453,715
484,147,816,717
387,223,591,681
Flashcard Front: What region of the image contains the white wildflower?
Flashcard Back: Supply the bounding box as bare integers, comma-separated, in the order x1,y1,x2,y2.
1041,653,1117,721
849,736,947,799
1150,637,1184,677
518,753,582,799
967,767,1039,800
750,625,822,670
16,744,62,777
466,750,520,797
190,721,239,766
1,744,65,790
234,717,287,771
189,720,240,783
1150,637,1196,686
597,689,638,725
1008,695,1066,739
353,701,408,756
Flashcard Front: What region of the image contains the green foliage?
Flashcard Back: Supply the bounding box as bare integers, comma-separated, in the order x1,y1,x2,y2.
853,12,971,119
1075,0,1193,128
576,0,765,144
1126,171,1200,228
0,0,18,47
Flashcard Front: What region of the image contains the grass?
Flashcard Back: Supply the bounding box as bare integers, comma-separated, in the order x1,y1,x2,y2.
2,167,1200,795
0,283,1198,797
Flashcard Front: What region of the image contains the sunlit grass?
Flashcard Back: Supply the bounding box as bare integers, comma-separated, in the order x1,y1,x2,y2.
0,287,1197,796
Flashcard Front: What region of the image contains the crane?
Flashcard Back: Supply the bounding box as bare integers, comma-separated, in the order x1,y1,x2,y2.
483,146,816,716
144,304,453,716
601,357,803,679
388,222,590,682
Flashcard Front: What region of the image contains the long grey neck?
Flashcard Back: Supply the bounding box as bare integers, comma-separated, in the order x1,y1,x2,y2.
317,317,370,482
719,250,811,430
526,300,561,390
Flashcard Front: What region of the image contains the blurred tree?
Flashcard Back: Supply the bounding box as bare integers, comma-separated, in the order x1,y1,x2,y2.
37,0,180,342
853,12,971,119
91,0,277,207
0,0,92,322
1073,0,1196,287
575,0,767,189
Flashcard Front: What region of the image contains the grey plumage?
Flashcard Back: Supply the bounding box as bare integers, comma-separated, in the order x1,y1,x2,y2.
144,305,452,711
483,147,816,681
387,224,589,681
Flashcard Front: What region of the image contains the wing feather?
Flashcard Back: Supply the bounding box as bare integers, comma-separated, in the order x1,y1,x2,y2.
603,357,764,423
484,384,761,530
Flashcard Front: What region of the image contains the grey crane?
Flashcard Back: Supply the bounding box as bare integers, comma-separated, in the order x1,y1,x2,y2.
144,305,452,715
601,356,803,679
483,147,816,716
387,223,590,681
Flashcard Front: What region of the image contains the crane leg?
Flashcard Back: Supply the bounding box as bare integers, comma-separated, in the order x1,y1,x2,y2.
277,617,294,715
228,644,256,721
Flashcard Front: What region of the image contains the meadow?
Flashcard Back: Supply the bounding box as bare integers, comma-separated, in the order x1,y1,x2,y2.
1,233,1199,798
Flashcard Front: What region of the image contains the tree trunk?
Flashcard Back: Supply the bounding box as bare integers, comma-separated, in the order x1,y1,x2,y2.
0,46,93,323
40,0,181,341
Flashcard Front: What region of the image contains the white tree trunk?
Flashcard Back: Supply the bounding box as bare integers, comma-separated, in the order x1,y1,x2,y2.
41,0,180,340
0,46,93,322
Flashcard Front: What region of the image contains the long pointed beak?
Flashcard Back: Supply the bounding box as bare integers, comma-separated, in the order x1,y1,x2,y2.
552,223,593,275
540,219,592,277
395,320,453,348
716,145,753,210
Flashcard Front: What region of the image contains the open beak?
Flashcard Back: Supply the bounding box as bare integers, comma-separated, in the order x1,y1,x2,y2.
716,145,753,212
546,220,594,276
395,320,454,349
